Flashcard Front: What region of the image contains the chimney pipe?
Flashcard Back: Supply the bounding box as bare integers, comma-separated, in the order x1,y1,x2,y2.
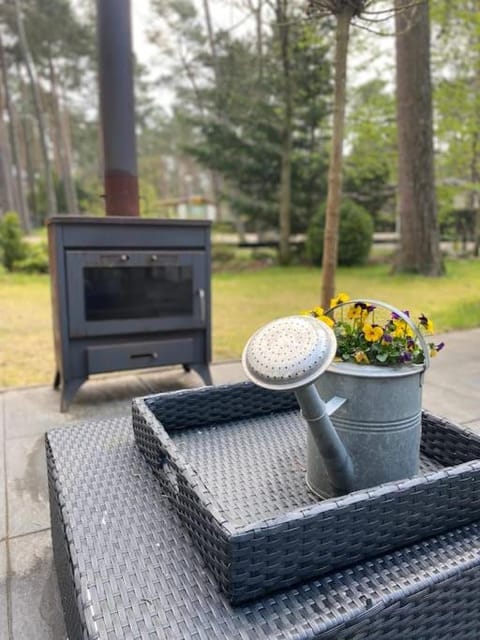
96,0,139,216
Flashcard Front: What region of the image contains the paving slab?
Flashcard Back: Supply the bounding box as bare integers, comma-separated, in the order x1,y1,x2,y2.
139,360,247,393
421,331,480,429
3,374,146,440
423,381,480,430
0,541,8,640
3,363,247,442
9,530,66,640
0,395,6,543
6,435,50,538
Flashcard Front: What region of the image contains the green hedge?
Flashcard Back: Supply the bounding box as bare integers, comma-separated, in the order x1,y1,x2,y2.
0,212,26,271
306,199,374,267
14,242,49,273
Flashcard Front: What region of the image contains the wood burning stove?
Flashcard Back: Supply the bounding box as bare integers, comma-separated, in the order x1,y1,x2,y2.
48,216,212,411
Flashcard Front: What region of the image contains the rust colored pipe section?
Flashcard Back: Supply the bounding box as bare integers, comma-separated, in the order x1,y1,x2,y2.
97,0,139,216
104,171,139,217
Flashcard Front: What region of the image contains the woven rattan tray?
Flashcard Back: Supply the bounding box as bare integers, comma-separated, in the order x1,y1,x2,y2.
132,382,480,604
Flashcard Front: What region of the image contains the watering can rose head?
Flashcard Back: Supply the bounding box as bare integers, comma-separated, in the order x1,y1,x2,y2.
301,293,445,367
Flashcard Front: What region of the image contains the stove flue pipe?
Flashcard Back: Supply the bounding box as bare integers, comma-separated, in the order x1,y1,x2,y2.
96,0,139,216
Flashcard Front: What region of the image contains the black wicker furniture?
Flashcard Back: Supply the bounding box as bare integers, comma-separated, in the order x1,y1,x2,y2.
47,413,480,639
132,382,480,604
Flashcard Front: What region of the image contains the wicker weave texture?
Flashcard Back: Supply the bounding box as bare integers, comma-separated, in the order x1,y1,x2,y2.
132,382,480,604
47,417,480,639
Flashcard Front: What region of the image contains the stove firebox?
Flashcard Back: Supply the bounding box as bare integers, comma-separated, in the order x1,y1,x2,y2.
48,216,212,411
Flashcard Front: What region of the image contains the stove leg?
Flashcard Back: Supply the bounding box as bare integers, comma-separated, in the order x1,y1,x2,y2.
60,378,85,413
53,370,61,390
190,364,213,386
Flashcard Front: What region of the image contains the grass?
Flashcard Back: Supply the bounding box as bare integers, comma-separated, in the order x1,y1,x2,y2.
212,259,480,360
1,259,479,388
0,271,54,387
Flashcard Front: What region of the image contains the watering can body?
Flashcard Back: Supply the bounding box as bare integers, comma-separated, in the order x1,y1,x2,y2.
308,361,423,498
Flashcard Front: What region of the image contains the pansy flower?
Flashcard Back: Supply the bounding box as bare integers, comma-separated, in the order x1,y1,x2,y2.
301,294,444,366
354,350,370,364
430,341,445,357
329,292,350,308
363,324,383,342
391,319,414,338
419,313,434,333
311,306,325,318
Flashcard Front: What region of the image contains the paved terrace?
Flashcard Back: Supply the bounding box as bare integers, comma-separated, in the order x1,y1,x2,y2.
1,330,480,639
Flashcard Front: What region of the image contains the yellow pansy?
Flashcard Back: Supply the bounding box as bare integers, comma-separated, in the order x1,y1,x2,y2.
391,319,414,338
329,292,350,308
363,324,384,342
318,314,335,328
347,305,362,320
354,350,370,364
312,306,325,317
419,314,434,333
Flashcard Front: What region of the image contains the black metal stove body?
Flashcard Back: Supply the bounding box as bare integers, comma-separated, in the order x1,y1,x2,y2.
48,216,212,411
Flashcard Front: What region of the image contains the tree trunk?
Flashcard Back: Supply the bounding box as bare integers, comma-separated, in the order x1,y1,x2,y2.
62,106,79,212
18,72,38,224
201,0,224,222
394,0,443,275
13,0,57,218
49,56,79,215
471,132,480,256
471,1,480,257
0,34,30,231
247,0,264,82
321,9,352,308
0,67,16,213
277,0,292,265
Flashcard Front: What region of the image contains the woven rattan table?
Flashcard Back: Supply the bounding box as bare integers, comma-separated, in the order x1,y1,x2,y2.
46,416,480,640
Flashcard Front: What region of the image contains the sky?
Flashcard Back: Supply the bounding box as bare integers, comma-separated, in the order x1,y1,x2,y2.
129,0,394,104
130,0,256,107
131,0,249,67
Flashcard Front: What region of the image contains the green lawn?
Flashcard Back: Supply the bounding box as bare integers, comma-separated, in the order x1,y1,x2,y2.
213,260,480,360
1,259,479,388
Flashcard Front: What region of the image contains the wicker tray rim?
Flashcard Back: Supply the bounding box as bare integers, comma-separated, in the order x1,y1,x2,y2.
133,388,480,536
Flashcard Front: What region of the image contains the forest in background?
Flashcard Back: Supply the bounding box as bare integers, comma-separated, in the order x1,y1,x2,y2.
0,0,478,258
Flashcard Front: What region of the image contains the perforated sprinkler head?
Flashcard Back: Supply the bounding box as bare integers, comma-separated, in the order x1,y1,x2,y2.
242,315,337,391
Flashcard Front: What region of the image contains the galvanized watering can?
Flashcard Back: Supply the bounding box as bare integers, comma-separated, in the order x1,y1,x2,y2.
242,300,430,499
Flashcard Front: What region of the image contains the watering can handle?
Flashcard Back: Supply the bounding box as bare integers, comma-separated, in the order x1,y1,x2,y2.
325,298,431,370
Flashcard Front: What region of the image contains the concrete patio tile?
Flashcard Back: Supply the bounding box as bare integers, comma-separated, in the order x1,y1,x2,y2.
139,360,246,394
0,541,8,639
423,381,480,427
70,372,156,419
1,395,6,542
5,374,147,434
9,529,66,640
6,435,50,538
3,387,73,440
3,369,210,441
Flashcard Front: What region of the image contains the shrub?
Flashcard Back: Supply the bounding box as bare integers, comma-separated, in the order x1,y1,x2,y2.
0,212,26,271
14,241,49,273
212,244,237,263
306,199,374,267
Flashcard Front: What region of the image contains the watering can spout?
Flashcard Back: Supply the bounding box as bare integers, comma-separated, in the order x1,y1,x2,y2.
296,386,354,495
241,314,355,497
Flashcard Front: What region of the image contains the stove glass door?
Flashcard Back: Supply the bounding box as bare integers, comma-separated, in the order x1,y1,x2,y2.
66,250,206,337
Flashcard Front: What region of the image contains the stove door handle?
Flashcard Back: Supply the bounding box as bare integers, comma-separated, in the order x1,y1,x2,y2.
197,288,206,324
